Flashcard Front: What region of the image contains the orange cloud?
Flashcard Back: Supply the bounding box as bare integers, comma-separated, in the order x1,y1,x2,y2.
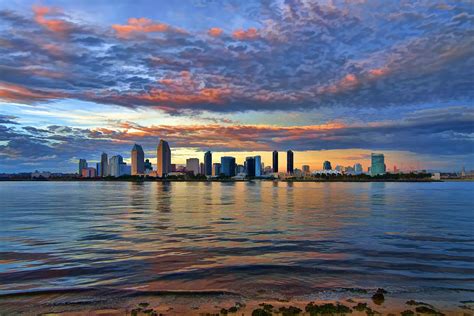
0,82,64,103
369,67,389,77
112,17,184,38
233,27,258,40
208,27,223,37
32,5,72,35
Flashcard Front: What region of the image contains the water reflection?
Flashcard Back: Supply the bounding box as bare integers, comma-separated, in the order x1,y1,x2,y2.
0,181,473,299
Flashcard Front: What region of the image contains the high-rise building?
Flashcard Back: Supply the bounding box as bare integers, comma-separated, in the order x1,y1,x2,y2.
109,155,123,177
81,167,96,178
323,161,332,170
100,152,108,177
186,158,200,175
221,156,236,177
302,165,310,174
287,150,294,174
354,163,363,174
157,140,171,177
131,144,145,175
254,155,262,176
370,153,386,176
212,163,221,176
245,157,255,177
236,164,245,174
200,162,205,175
272,150,278,173
96,162,101,176
78,159,87,175
204,151,212,176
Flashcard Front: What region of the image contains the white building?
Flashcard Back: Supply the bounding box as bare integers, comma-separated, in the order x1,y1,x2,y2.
186,158,200,175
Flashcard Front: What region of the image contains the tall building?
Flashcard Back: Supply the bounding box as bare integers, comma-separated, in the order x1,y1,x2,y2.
272,150,278,173
323,161,332,170
254,155,262,176
245,156,255,177
109,155,123,177
370,153,386,176
78,159,87,175
186,158,200,175
287,150,294,174
302,165,310,174
354,163,363,174
96,162,101,176
81,167,97,178
157,139,171,177
204,151,212,176
100,152,108,177
212,163,221,176
131,144,145,175
221,156,236,177
200,162,205,175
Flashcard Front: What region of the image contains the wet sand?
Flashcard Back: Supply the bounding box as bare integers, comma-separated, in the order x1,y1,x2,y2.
1,288,472,315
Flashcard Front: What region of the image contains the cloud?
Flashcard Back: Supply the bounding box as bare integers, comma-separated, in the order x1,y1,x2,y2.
1,106,472,172
208,27,223,37
112,17,185,38
232,27,259,40
0,1,472,114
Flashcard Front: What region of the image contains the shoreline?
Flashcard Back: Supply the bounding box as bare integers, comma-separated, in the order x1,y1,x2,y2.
0,287,472,315
0,178,451,183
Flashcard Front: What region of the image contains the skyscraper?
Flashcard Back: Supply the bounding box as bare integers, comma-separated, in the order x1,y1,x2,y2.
100,152,108,177
186,158,200,175
157,139,171,177
354,163,363,175
109,155,123,177
78,159,87,175
221,156,236,177
272,150,278,173
131,144,145,175
254,155,262,176
204,151,212,176
212,163,221,176
323,161,332,170
370,153,386,176
287,150,294,174
245,156,255,177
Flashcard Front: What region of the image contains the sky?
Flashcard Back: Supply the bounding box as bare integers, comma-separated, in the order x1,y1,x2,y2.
0,0,473,173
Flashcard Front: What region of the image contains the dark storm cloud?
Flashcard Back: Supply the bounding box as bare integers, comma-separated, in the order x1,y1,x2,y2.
0,1,473,113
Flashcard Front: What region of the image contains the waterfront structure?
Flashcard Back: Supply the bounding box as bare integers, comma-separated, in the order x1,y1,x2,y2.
31,170,51,179
371,153,386,176
221,156,236,177
186,158,200,175
109,155,123,177
254,155,262,176
272,150,278,172
131,144,145,175
212,163,221,176
302,165,310,175
100,152,108,177
287,150,294,174
323,161,332,170
204,151,212,176
78,159,87,175
245,157,255,177
157,140,171,177
354,163,363,175
81,167,97,178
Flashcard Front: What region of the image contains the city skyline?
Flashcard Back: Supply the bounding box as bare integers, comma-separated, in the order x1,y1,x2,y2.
0,0,473,173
